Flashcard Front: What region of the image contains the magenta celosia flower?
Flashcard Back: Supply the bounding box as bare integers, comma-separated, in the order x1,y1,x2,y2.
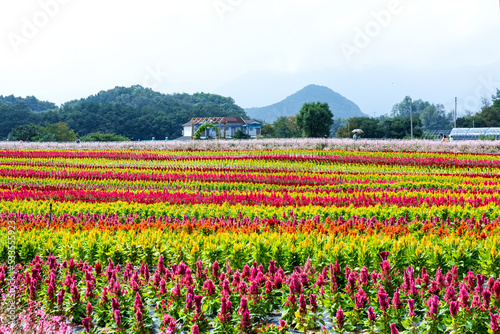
287,286,296,306
379,251,389,261
222,279,232,296
449,301,459,317
336,308,345,329
268,260,277,275
238,295,248,315
158,255,166,275
472,295,482,308
483,289,492,309
368,306,376,322
392,288,402,310
310,294,318,313
444,285,456,302
70,282,80,303
377,289,389,311
185,293,194,311
428,295,439,319
191,324,200,334
111,297,120,314
56,288,65,309
203,279,216,296
114,309,121,328
82,317,91,332
240,310,251,330
249,281,259,296
86,302,93,317
408,299,416,317
235,281,246,295
299,294,307,314
390,323,399,334
136,309,143,327
355,288,367,309
279,319,287,330
194,295,203,314
459,285,470,309
344,265,351,281
218,296,232,323
172,280,181,298
265,280,273,294
491,313,499,333
493,281,500,301
360,267,369,285
212,261,219,279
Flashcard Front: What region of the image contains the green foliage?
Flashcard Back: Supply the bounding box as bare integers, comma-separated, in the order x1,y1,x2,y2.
0,94,57,112
80,132,130,142
232,129,251,139
43,122,78,142
9,122,77,142
193,123,220,140
296,102,334,138
457,91,500,128
336,117,384,138
477,135,495,140
0,86,248,141
382,116,423,139
9,124,45,141
0,103,39,139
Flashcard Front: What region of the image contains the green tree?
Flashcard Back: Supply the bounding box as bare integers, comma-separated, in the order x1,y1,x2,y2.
336,117,384,138
419,104,453,130
391,97,430,119
43,122,77,142
296,102,334,138
9,124,45,141
261,124,275,138
80,132,130,142
382,117,423,139
272,116,301,138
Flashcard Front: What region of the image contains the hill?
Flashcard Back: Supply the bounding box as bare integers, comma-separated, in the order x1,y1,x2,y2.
244,84,365,123
0,95,57,112
0,86,248,140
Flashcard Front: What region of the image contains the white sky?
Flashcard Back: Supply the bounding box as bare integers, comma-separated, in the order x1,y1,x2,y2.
1,0,499,110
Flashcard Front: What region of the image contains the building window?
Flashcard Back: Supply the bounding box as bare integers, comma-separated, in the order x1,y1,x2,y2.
256,128,261,135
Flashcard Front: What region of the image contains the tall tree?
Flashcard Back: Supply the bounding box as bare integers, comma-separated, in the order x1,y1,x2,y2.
296,102,334,138
419,104,453,130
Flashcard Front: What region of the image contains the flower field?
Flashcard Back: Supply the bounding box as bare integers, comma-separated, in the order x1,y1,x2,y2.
1,144,500,333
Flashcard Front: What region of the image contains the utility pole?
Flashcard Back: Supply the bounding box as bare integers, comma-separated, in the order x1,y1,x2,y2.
409,97,413,140
454,97,457,128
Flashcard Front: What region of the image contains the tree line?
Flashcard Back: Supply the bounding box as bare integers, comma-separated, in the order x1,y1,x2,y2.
1,85,247,141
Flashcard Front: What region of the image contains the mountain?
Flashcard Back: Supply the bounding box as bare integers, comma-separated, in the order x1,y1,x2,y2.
244,84,365,123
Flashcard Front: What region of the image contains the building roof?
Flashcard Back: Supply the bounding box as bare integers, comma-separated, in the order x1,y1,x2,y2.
450,127,500,136
244,119,262,124
183,117,257,126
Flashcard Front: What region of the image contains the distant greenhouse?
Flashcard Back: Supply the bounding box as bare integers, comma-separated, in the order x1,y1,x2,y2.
450,128,500,140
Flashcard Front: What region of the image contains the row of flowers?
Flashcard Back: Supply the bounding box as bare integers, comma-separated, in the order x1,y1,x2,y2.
1,214,499,278
2,253,500,333
2,149,500,169
3,185,500,208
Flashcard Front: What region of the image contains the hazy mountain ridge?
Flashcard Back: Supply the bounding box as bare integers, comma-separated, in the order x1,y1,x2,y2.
245,84,365,123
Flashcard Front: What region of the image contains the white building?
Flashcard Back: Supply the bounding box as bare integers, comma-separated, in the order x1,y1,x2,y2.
182,117,262,139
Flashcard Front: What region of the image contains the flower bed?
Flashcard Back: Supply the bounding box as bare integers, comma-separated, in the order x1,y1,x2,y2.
1,146,500,333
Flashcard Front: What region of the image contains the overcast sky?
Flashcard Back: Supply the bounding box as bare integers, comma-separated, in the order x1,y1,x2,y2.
1,0,499,112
